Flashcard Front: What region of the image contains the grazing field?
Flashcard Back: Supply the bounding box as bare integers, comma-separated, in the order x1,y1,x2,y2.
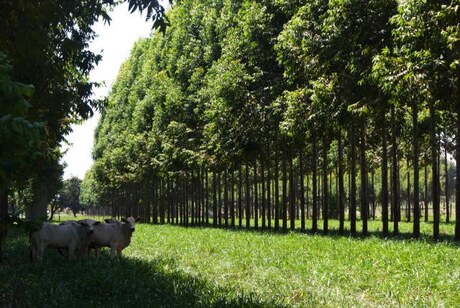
1,220,460,307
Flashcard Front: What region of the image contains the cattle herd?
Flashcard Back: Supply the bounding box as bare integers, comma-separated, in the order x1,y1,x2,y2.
29,217,139,262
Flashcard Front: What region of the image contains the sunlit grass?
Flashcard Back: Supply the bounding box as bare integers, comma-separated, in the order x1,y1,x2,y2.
1,219,460,306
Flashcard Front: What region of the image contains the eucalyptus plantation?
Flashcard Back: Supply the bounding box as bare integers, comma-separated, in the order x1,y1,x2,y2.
83,0,460,241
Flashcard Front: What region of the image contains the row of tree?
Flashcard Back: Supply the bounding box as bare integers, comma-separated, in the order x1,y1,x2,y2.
86,0,460,240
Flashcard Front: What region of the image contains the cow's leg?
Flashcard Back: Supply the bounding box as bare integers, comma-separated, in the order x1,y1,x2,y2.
68,244,76,260
117,249,122,258
37,244,45,262
110,246,116,259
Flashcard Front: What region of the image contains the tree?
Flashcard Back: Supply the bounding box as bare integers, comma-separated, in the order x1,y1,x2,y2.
59,177,83,217
0,0,170,219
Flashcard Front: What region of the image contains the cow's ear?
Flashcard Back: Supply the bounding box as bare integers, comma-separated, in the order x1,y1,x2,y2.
79,221,88,226
121,218,127,223
95,221,101,225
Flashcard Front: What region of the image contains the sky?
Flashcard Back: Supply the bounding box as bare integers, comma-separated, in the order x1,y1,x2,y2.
60,2,153,180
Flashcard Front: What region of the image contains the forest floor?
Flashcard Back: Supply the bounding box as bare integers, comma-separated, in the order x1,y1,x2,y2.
1,218,459,307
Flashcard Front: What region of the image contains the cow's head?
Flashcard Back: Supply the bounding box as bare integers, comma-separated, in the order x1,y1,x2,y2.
78,219,101,234
121,216,138,233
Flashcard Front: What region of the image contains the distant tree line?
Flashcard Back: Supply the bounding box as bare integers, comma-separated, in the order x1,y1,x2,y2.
86,0,460,241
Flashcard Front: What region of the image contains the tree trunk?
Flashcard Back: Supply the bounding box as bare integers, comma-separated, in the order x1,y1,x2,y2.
231,167,235,228
323,139,329,234
213,171,217,227
300,147,306,232
282,155,288,233
245,163,251,229
425,164,429,222
190,172,195,226
391,106,399,235
261,159,266,230
153,177,158,224
371,172,376,220
360,120,368,236
338,133,345,234
381,111,389,235
205,169,209,225
312,133,318,232
306,172,310,220
350,125,357,236
413,103,420,238
267,158,272,229
275,152,280,231
455,104,460,240
217,170,222,227
430,104,440,240
253,160,258,230
224,169,229,228
407,166,411,223
238,164,243,228
0,185,8,263
29,180,48,220
445,145,449,223
183,176,189,227
290,154,296,231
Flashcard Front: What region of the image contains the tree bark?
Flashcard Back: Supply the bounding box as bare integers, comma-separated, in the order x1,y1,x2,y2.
29,180,48,220
445,145,449,223
312,133,318,232
261,159,266,230
391,106,399,235
290,154,296,231
217,170,222,227
413,131,422,234
381,111,389,235
275,152,280,231
323,139,329,234
245,162,251,229
231,167,235,228
300,147,306,232
238,164,243,228
425,164,429,223
224,169,229,228
213,171,217,227
0,185,8,263
360,120,368,236
430,104,440,240
205,169,209,225
253,160,258,230
267,158,272,229
282,155,288,233
338,133,345,234
455,105,460,240
350,125,357,236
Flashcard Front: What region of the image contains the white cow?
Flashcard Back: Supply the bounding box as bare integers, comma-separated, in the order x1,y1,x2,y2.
90,216,138,259
30,220,96,262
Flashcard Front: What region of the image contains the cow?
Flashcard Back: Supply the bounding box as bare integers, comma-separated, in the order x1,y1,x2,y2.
30,220,97,262
89,216,138,259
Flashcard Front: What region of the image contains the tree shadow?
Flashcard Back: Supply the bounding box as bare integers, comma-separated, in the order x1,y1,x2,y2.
0,227,282,307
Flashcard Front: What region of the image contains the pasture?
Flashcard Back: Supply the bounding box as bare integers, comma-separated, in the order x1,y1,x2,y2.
1,219,460,307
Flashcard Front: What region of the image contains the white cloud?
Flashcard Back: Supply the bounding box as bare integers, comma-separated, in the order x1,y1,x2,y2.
61,2,152,180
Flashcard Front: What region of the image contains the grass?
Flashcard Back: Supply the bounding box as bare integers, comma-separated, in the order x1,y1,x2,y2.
1,218,460,307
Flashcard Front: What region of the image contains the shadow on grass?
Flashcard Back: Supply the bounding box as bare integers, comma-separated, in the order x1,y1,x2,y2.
0,227,281,307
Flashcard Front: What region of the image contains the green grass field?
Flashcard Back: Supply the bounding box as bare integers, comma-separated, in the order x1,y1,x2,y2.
1,219,460,307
